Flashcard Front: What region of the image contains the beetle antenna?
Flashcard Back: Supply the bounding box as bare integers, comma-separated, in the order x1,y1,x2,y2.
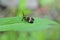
22,11,24,17
22,11,24,21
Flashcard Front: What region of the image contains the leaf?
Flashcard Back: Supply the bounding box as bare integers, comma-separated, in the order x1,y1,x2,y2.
0,16,58,31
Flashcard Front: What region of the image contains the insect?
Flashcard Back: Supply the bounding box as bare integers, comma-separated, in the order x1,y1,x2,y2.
22,11,34,23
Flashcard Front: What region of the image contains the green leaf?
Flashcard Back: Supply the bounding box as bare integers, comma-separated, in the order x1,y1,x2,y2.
0,16,58,31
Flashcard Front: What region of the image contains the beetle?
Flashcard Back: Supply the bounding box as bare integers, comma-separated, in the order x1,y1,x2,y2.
22,11,34,23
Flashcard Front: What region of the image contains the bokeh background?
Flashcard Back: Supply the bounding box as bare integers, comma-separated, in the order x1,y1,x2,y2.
0,0,60,40
0,0,60,23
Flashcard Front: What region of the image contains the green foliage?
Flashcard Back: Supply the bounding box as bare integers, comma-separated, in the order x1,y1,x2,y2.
0,16,59,40
40,0,55,6
0,0,59,39
17,0,31,16
0,16,58,31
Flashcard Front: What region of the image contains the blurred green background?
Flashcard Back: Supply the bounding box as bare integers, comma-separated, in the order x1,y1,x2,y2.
0,0,60,40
